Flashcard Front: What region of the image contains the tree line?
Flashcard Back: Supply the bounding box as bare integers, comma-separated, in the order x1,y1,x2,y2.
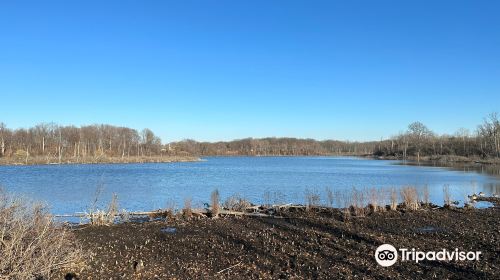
0,123,163,161
169,112,500,160
1,112,499,161
372,113,500,161
169,138,377,156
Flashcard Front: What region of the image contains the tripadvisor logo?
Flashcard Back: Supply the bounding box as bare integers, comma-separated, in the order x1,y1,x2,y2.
374,244,481,267
375,244,398,267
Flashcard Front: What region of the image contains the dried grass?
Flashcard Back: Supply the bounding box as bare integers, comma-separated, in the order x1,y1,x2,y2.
422,185,430,206
223,194,251,212
368,188,379,212
210,189,220,217
325,187,334,207
400,186,419,210
338,191,351,220
0,189,84,279
443,184,451,206
351,187,366,216
165,198,177,218
182,197,192,219
390,188,398,210
263,191,271,208
87,193,119,226
305,188,321,211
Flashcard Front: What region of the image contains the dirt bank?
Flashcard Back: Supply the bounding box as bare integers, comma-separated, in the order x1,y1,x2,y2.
61,206,499,279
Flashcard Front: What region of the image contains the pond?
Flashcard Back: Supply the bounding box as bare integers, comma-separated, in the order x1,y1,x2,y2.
0,157,498,214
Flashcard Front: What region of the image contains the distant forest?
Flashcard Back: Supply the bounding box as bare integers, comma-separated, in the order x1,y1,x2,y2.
171,112,500,160
0,113,499,161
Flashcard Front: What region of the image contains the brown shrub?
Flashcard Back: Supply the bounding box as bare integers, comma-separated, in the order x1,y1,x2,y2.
0,189,83,279
223,194,251,212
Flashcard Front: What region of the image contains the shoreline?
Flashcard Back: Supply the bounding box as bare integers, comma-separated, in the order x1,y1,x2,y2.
0,155,201,166
1,153,498,167
59,200,499,279
368,154,500,165
2,155,499,181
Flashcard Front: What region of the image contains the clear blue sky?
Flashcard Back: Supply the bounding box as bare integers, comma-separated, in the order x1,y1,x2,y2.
0,0,498,142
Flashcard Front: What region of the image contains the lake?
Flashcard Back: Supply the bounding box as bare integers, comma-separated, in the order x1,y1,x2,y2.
0,157,499,215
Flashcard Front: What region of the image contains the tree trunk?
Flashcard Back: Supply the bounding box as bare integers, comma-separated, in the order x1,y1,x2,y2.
58,146,62,163
122,143,125,158
25,145,30,164
1,137,4,156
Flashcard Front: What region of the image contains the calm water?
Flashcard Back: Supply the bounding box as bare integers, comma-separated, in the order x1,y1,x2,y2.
0,157,499,214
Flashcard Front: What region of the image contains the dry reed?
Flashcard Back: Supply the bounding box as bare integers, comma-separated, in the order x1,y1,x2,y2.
223,194,251,212
390,188,398,210
400,186,419,210
443,184,451,206
368,188,379,212
325,187,334,207
88,193,119,225
422,185,430,206
210,189,220,217
305,188,321,211
351,187,366,216
182,197,192,218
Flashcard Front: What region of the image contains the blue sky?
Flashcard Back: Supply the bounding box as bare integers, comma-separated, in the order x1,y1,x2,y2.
0,0,499,142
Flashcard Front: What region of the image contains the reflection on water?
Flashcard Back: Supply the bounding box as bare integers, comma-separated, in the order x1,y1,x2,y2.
0,157,499,214
398,160,500,195
399,160,500,178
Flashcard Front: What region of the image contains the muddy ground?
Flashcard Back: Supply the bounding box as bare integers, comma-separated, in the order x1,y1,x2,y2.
64,205,499,279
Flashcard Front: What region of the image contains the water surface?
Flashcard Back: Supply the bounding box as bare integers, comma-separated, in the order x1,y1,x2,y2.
0,157,498,214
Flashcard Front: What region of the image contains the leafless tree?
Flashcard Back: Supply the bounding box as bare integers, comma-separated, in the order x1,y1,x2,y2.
407,122,432,162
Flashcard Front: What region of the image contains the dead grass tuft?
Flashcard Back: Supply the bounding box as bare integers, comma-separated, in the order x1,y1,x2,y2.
305,188,321,211
87,193,119,226
390,188,398,210
351,187,366,216
368,188,379,212
325,187,334,207
443,184,451,207
223,194,251,212
0,189,84,279
210,189,220,218
400,186,419,210
182,197,192,219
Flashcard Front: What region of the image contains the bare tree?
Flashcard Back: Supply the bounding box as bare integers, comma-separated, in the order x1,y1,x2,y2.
0,122,6,157
407,122,432,162
478,113,500,158
456,128,470,156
